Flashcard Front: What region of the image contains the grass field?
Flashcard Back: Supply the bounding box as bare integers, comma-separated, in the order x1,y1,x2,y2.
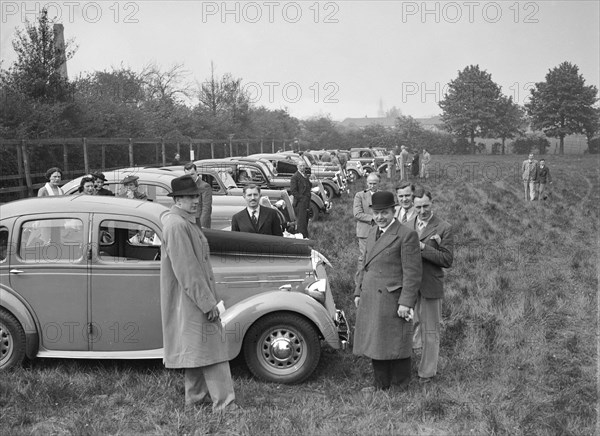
1,154,598,435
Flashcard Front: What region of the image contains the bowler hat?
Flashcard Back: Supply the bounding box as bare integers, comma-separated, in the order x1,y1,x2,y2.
168,175,200,197
370,191,397,210
122,175,139,185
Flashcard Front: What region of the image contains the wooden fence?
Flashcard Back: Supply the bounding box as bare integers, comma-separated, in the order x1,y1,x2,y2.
0,137,295,202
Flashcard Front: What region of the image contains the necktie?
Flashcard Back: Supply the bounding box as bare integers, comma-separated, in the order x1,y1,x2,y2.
376,228,382,241
401,210,407,223
417,220,426,233
251,211,258,226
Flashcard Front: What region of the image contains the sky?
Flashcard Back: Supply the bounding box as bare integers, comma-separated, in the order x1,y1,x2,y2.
1,0,599,121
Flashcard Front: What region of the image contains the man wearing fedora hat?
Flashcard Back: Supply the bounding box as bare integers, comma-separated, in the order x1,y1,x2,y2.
353,191,422,392
92,172,114,196
160,175,236,412
119,175,148,200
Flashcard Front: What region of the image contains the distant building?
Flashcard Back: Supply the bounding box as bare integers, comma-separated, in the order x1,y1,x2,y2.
339,115,443,132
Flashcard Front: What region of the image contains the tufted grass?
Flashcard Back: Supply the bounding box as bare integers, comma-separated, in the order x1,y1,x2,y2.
1,154,597,435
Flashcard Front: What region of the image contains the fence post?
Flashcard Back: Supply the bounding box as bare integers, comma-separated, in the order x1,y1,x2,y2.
246,142,250,156
271,138,275,153
63,142,69,175
155,142,159,164
83,137,89,174
128,138,134,166
211,142,215,159
21,140,33,197
101,144,106,170
17,141,25,198
260,139,264,153
161,138,166,166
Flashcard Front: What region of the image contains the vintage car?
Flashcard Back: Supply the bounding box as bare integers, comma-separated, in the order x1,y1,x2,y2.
334,150,365,183
194,158,331,220
0,196,349,383
349,148,387,174
61,168,296,231
248,153,347,199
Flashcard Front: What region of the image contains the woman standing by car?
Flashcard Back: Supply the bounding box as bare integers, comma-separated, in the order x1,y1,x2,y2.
78,175,96,195
37,167,64,197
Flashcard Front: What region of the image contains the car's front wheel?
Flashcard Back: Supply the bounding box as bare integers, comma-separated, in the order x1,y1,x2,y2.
309,202,320,221
348,169,359,183
0,308,26,370
243,313,321,384
323,184,335,199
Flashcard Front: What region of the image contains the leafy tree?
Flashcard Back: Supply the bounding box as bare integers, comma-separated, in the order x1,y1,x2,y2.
395,115,425,147
4,8,77,102
439,65,502,153
511,134,550,155
141,62,191,103
526,61,598,154
300,116,343,149
491,96,525,154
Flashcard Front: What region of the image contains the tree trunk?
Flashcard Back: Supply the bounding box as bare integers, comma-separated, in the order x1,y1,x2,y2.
501,137,506,155
559,135,565,155
470,131,476,154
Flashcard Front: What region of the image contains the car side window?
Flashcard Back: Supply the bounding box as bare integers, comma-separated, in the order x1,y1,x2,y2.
19,218,84,262
0,227,8,262
98,220,161,262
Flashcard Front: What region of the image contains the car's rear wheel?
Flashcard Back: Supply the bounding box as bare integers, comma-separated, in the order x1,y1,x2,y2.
243,313,321,384
0,308,26,370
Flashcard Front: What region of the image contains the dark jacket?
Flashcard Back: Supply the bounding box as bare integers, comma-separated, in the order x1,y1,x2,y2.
290,171,312,209
231,206,283,236
538,166,552,184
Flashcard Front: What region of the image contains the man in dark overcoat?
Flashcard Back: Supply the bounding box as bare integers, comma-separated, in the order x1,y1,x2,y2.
353,191,422,391
290,162,312,238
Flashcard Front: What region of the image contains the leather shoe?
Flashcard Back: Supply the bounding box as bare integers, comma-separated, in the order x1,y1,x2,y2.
418,376,433,384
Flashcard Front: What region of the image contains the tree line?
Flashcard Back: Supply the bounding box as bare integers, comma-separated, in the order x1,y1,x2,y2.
1,9,598,156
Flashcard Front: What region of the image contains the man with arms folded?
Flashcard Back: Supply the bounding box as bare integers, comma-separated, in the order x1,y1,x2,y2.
290,162,312,238
184,162,213,228
521,152,539,201
160,175,237,412
394,181,417,224
411,187,454,383
231,184,283,236
354,191,422,392
353,173,380,262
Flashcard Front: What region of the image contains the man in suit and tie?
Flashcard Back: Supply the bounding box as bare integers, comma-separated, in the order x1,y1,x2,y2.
411,187,454,383
231,184,283,236
184,162,213,228
399,146,410,181
394,181,417,224
353,173,380,262
290,162,312,238
354,191,422,392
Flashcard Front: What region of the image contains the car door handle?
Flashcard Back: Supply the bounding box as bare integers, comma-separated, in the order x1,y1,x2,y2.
10,269,24,274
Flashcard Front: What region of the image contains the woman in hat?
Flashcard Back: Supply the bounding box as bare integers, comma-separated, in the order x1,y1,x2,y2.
119,175,148,200
93,172,114,196
38,167,64,197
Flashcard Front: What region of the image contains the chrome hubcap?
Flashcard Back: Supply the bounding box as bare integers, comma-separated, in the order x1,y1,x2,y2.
0,321,13,366
259,328,304,371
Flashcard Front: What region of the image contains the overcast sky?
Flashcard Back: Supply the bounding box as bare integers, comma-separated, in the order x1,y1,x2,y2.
1,1,598,121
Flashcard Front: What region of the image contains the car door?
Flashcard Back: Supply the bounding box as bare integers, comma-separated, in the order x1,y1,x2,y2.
9,214,90,351
89,214,162,352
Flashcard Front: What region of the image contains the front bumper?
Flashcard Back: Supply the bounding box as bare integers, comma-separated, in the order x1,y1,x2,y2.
335,309,351,349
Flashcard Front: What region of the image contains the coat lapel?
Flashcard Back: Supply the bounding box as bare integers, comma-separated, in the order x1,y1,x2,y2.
364,221,400,266
256,206,267,231
418,215,439,241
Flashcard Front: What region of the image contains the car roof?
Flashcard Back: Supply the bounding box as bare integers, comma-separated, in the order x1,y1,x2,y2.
0,195,169,221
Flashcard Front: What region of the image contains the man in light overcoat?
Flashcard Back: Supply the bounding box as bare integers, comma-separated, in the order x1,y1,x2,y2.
354,191,422,391
160,175,236,412
410,187,454,382
353,173,380,262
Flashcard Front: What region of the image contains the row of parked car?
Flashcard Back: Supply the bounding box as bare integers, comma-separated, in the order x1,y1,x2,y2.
0,151,372,383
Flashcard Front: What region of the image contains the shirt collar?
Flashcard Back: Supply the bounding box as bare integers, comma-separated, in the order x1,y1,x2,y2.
171,205,196,223
247,206,259,217
417,213,433,226
379,218,396,234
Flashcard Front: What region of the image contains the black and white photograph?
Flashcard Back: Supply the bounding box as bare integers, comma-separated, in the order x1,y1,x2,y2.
0,1,598,434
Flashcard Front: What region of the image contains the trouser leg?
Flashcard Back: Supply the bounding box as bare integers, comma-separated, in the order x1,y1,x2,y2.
184,367,210,405
390,357,411,388
412,295,422,349
357,237,367,262
529,182,537,201
523,181,529,200
371,359,392,389
202,361,236,412
418,298,442,379
538,183,546,199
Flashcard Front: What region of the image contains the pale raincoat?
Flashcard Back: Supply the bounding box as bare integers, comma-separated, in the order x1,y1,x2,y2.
160,206,229,368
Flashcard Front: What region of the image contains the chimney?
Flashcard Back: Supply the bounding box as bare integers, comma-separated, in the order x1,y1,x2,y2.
53,23,68,80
